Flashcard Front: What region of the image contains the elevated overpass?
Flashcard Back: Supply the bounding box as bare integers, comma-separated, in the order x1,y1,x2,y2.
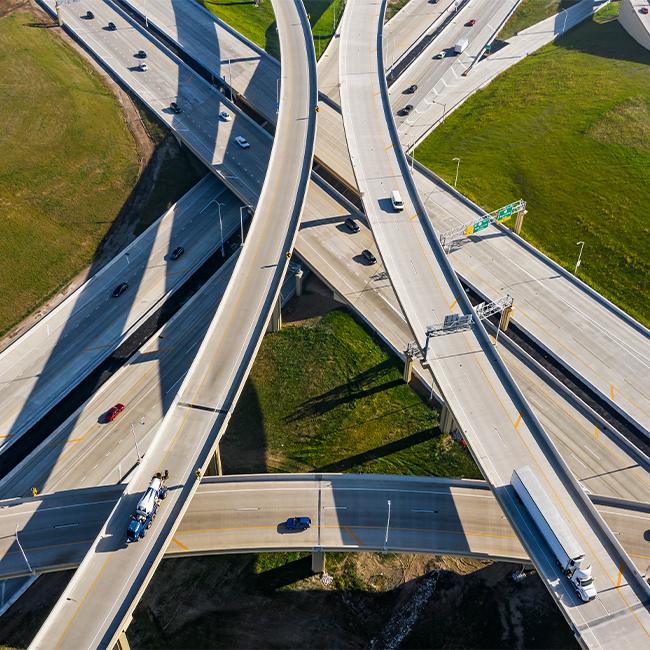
29,0,318,647
2,475,650,580
338,0,650,647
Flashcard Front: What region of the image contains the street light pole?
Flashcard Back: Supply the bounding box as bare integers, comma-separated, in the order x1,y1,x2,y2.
276,78,280,114
15,524,35,575
229,58,233,101
217,202,226,256
383,500,391,553
411,136,416,175
144,0,148,27
453,158,460,188
574,241,585,275
562,9,568,34
240,205,251,247
130,419,144,463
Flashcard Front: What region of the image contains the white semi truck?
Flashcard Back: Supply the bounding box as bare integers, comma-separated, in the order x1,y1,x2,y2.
511,466,597,602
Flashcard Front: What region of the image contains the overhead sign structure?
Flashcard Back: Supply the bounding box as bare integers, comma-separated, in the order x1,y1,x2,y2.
497,204,513,222
466,218,490,236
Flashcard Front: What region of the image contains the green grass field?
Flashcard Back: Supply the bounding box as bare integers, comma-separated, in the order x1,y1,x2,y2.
199,0,345,60
222,307,480,479
0,13,139,336
416,4,650,328
499,0,583,40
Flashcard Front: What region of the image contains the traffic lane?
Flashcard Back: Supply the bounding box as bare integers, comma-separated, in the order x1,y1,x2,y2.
0,175,227,454
0,486,122,578
597,506,650,574
0,252,240,500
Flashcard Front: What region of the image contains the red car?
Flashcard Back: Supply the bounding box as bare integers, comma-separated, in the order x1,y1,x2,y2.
467,19,476,26
642,7,649,14
105,403,125,422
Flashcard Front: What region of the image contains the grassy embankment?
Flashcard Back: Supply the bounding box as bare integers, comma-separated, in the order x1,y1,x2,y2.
199,0,346,59
416,3,650,328
0,13,139,337
221,307,480,478
500,0,583,40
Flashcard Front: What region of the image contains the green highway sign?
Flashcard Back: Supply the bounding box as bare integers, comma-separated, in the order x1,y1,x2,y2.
497,204,513,222
466,218,490,236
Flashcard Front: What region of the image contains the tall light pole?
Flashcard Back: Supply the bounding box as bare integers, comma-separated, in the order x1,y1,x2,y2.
240,205,252,247
217,202,226,256
229,58,233,101
453,158,460,188
16,524,34,575
130,419,144,463
383,499,391,553
144,0,148,27
574,241,585,275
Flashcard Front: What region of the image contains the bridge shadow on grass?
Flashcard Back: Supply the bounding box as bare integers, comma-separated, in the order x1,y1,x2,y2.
248,554,312,593
554,13,650,65
284,359,401,423
315,427,440,473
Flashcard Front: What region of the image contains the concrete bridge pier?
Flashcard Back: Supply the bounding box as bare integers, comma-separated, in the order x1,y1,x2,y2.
267,295,282,333
206,445,223,477
403,349,414,383
439,403,458,435
114,631,130,650
514,209,527,235
312,548,325,573
499,305,513,332
295,269,304,296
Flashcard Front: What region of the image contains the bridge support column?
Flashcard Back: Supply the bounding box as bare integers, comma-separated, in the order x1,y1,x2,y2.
439,402,457,435
514,210,527,236
113,630,131,650
56,6,63,26
206,445,223,477
312,548,325,574
403,350,414,383
267,295,282,333
499,305,513,332
295,269,304,297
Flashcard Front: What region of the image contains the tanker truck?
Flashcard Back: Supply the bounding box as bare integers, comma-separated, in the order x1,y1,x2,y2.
126,471,169,542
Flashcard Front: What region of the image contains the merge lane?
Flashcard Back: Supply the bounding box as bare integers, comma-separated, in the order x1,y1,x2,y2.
338,1,650,648
29,0,318,647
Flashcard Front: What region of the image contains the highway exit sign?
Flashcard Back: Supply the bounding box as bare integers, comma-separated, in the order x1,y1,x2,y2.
497,204,513,222
466,218,490,236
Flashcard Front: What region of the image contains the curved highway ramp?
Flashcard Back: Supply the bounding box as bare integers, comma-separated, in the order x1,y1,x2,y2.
28,1,318,647
338,1,650,648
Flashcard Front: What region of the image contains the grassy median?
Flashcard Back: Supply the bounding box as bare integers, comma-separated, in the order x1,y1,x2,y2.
416,5,650,328
199,0,346,60
0,13,139,336
222,307,480,479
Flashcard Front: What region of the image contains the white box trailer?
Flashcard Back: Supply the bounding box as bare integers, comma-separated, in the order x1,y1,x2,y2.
454,37,468,54
511,466,596,602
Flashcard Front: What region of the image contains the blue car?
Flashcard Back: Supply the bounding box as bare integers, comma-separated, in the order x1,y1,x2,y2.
286,516,311,530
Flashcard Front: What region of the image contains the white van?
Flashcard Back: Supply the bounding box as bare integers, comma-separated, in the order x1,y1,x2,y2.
390,190,404,211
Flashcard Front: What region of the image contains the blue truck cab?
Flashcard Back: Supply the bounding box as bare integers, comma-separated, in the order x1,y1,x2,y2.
127,472,168,541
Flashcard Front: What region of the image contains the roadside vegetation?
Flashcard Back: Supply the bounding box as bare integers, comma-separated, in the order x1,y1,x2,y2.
198,0,346,60
0,12,139,337
221,306,480,479
416,4,650,328
499,0,583,40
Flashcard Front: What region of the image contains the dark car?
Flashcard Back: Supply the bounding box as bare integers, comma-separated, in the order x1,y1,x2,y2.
86,10,94,19
108,22,117,30
642,7,649,13
286,517,311,530
170,102,182,114
112,282,128,297
405,84,418,94
344,217,360,233
467,19,476,26
170,246,184,260
362,249,377,265
401,104,414,116
138,50,147,59
105,403,125,422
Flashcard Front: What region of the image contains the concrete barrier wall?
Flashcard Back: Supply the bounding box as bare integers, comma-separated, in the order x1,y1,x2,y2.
619,0,650,50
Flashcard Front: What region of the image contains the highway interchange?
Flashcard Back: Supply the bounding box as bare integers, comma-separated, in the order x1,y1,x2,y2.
0,0,649,647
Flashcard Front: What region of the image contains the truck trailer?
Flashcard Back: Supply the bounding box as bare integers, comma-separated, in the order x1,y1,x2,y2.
127,471,169,541
454,37,468,54
511,466,596,602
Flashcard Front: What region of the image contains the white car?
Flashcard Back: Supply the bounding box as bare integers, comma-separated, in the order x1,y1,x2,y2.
139,62,148,71
219,111,232,121
435,51,445,59
235,136,250,149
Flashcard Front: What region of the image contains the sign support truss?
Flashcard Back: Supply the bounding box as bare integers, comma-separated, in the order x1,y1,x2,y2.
439,200,526,249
